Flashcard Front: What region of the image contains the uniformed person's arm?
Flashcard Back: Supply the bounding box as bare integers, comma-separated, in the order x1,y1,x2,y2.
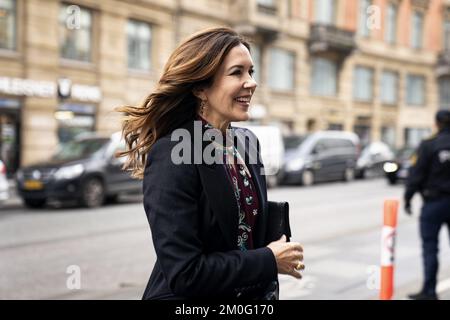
404,141,432,204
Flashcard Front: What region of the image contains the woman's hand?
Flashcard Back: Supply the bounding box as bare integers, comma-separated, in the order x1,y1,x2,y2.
267,235,304,279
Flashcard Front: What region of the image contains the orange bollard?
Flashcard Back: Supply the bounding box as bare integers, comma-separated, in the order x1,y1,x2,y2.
380,200,398,300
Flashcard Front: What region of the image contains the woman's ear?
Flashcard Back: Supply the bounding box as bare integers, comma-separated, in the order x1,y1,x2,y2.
192,87,207,101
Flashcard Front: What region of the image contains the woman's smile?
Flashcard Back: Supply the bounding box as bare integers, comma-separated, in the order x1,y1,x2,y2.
234,95,252,107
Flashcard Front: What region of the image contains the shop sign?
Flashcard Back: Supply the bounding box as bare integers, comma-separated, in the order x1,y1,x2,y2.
0,77,56,98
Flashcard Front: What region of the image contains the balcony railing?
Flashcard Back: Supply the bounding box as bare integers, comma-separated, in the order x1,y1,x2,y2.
309,24,355,56
411,0,430,9
257,3,277,15
436,51,450,77
233,0,279,42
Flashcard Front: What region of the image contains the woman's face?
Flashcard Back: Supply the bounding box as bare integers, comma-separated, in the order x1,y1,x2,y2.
199,43,257,125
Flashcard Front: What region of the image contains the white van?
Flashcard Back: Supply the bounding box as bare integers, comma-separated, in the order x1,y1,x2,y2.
232,122,285,188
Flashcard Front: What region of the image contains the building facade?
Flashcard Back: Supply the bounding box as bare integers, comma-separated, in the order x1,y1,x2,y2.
0,0,449,176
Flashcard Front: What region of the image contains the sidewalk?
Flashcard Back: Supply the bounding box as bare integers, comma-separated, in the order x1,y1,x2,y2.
393,266,450,300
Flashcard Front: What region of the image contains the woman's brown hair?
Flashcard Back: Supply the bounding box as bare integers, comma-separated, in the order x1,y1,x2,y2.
115,27,250,179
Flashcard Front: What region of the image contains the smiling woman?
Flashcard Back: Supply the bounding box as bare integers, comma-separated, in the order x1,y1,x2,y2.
116,27,304,300
192,43,257,132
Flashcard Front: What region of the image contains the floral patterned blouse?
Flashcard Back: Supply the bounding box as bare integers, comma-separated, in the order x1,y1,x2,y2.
198,116,260,251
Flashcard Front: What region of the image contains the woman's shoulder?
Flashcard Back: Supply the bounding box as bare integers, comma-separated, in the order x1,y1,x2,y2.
146,124,197,171
143,134,200,190
149,120,195,157
144,134,199,185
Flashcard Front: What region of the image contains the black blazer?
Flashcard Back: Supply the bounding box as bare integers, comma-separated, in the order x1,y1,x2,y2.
142,119,278,300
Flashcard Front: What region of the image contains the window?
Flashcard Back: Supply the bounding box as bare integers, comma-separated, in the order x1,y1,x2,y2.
411,11,423,49
268,48,295,91
381,126,396,147
404,128,430,148
315,0,335,25
353,66,374,101
385,2,397,44
311,57,337,96
354,124,371,146
328,123,343,131
257,0,275,7
334,138,355,149
251,45,261,85
257,0,276,13
406,74,425,106
0,0,16,50
56,103,96,143
59,3,93,62
127,20,152,71
439,77,450,110
444,18,450,52
380,70,398,104
358,0,372,37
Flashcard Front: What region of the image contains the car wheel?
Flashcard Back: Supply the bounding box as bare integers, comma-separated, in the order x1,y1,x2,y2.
24,198,46,209
301,170,314,186
80,177,105,208
357,169,366,179
344,168,355,182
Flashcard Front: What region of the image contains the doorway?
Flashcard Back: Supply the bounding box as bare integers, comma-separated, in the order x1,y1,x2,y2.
0,110,20,177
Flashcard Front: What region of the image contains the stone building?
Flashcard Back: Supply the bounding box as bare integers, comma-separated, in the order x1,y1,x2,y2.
0,0,449,175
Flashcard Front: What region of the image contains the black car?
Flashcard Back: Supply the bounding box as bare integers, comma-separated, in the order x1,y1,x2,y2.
383,147,415,185
16,132,141,208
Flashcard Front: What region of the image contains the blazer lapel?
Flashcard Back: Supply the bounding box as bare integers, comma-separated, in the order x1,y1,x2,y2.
182,119,268,249
184,119,239,249
234,127,268,248
197,163,239,249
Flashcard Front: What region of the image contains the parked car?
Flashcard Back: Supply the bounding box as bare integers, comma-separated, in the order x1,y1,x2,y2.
232,123,285,188
279,131,360,186
16,132,142,208
0,160,9,204
356,141,395,179
383,147,416,185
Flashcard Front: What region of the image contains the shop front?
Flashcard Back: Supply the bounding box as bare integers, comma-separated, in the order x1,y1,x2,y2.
0,76,102,175
0,98,20,177
56,103,96,143
56,78,101,143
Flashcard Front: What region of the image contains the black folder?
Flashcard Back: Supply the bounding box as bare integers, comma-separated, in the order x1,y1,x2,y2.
267,201,291,243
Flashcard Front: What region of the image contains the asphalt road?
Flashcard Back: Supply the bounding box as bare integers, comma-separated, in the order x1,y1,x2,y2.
1,178,450,300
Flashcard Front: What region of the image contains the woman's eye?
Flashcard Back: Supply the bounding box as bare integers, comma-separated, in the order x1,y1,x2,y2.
231,70,254,76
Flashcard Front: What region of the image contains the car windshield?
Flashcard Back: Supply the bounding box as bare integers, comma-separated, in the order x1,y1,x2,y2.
51,138,109,161
360,142,388,158
396,148,415,160
284,135,307,150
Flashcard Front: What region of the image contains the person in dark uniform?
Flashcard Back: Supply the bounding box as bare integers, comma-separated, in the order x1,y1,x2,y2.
404,110,450,300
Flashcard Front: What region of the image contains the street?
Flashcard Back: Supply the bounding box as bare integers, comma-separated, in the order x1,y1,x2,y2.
1,178,450,300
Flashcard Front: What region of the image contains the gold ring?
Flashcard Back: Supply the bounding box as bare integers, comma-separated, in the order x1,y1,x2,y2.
295,261,304,271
